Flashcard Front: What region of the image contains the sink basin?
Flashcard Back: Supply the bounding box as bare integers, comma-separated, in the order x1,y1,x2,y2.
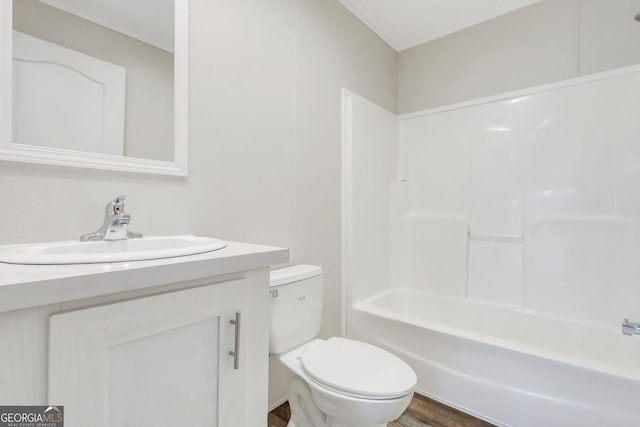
0,235,227,265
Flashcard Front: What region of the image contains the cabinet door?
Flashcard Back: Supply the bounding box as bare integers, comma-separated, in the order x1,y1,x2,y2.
48,278,254,427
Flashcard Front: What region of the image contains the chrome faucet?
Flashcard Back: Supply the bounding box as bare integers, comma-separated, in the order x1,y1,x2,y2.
622,319,640,336
80,196,143,241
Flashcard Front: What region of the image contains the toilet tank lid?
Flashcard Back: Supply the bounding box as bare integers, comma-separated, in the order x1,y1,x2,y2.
270,264,322,287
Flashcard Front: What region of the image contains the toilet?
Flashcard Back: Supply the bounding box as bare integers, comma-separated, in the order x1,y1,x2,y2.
270,265,417,427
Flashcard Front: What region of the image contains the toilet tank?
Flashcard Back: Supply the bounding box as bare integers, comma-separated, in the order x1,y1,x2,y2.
270,265,323,354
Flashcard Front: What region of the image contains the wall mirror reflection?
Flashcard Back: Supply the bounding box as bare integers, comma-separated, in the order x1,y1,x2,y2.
0,0,188,176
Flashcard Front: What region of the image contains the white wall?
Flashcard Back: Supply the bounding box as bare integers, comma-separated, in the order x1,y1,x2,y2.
398,0,640,114
0,0,297,246
0,0,397,411
295,0,396,344
0,0,396,268
580,0,640,74
188,0,298,253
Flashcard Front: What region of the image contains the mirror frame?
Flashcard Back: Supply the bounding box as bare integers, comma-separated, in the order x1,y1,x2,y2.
0,0,189,176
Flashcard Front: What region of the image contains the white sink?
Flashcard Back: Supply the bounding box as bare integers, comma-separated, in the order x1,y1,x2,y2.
0,235,227,265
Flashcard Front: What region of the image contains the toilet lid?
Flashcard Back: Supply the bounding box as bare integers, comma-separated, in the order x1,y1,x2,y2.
300,337,416,399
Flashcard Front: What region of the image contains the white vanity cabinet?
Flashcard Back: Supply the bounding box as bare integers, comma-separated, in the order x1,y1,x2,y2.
0,241,288,427
50,278,256,426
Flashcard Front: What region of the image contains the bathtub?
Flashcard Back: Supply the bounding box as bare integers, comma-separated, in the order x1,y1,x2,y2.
348,289,640,427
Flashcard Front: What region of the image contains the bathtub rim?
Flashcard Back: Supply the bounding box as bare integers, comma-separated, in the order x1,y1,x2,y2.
352,288,640,383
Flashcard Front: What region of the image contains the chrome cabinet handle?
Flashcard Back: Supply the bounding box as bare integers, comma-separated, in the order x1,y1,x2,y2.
229,311,241,369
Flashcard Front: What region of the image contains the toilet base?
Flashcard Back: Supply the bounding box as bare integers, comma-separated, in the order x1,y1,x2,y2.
286,373,399,427
288,376,327,427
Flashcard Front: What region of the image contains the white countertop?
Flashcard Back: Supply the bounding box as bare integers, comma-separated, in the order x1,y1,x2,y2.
0,240,289,313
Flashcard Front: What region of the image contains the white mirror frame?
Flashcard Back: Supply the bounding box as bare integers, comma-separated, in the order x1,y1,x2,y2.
0,0,189,176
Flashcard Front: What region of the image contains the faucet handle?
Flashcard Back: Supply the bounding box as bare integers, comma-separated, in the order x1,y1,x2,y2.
106,196,127,215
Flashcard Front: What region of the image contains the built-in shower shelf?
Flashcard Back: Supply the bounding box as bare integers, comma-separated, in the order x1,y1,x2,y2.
468,233,523,243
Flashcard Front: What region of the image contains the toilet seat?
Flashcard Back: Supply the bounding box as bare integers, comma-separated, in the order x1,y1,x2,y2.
300,337,416,400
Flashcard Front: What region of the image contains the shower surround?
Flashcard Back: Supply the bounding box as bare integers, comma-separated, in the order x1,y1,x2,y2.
342,66,640,426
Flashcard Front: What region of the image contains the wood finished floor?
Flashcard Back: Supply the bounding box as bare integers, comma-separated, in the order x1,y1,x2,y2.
268,393,495,427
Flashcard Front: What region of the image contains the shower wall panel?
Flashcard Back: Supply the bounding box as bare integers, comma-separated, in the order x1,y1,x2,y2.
397,66,640,325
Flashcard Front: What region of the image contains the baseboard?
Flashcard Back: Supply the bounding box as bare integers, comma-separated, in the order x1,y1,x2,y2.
269,396,289,412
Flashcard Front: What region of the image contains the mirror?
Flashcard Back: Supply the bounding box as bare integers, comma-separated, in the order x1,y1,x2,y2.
0,0,188,176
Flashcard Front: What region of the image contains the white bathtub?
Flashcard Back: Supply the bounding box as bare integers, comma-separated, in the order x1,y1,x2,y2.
349,289,640,427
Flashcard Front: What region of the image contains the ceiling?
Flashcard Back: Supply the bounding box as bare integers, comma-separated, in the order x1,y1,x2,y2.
338,0,542,51
39,0,542,54
39,0,174,52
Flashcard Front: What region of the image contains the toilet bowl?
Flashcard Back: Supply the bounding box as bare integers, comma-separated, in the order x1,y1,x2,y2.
270,265,416,427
